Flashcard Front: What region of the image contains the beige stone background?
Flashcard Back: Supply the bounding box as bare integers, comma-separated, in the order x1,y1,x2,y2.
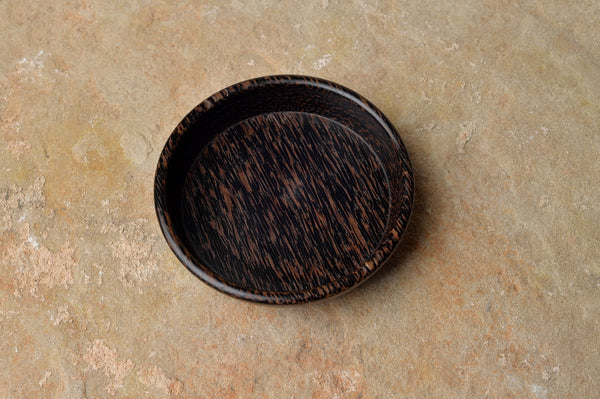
1,0,599,397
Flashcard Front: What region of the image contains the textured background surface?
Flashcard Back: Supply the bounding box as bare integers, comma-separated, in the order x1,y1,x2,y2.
1,1,599,397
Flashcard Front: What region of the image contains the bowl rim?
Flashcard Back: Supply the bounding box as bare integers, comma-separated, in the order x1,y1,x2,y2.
154,74,414,304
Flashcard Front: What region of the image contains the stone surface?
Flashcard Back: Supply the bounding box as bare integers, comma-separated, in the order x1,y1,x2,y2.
1,0,599,397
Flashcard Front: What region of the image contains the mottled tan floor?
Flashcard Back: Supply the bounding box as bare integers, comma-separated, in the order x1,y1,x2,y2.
1,1,599,398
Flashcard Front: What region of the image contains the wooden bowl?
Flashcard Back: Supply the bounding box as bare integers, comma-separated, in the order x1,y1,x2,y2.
154,75,414,304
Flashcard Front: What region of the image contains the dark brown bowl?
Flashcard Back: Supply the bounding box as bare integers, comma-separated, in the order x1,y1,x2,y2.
154,75,414,304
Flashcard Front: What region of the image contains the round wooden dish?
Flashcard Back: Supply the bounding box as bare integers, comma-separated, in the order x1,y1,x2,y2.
154,75,414,304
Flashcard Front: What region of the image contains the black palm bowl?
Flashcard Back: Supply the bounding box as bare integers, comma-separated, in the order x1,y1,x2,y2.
154,75,414,304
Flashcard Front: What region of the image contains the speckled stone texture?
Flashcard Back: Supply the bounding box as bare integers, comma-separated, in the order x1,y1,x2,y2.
1,1,598,398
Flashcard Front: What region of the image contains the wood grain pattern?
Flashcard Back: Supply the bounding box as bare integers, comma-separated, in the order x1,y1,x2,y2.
154,75,414,304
